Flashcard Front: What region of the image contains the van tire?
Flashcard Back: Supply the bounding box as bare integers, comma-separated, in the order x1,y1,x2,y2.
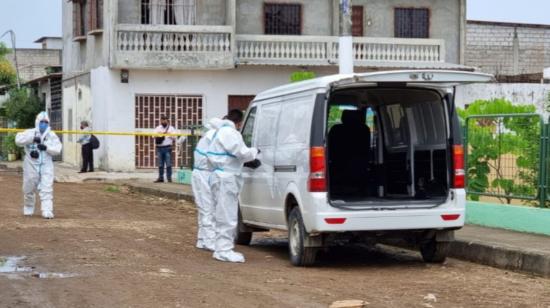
288,207,317,266
420,240,450,263
235,209,253,246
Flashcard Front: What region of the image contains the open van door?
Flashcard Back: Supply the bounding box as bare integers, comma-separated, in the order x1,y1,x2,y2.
331,70,495,89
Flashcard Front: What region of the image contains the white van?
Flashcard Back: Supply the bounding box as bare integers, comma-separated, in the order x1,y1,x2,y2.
236,70,493,266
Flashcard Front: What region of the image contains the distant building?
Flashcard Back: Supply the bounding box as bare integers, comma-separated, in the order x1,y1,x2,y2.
5,37,62,83
62,0,470,171
466,20,550,83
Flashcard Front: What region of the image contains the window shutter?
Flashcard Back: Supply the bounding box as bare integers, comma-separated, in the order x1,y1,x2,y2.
264,3,302,35
394,8,429,38
352,6,364,37
73,1,82,37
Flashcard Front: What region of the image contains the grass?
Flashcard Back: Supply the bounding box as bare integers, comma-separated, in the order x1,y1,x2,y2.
104,185,120,193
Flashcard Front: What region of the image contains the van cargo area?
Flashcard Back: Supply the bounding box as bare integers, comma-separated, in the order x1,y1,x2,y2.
327,87,451,208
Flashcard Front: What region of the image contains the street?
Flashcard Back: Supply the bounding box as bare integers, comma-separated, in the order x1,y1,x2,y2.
1,172,549,308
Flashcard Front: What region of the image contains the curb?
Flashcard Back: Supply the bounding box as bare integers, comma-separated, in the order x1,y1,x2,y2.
125,183,195,203
449,239,550,278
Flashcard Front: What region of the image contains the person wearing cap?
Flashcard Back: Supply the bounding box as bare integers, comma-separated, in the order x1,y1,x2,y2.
154,115,176,183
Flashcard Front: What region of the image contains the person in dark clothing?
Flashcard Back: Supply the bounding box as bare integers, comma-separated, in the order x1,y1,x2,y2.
77,121,94,173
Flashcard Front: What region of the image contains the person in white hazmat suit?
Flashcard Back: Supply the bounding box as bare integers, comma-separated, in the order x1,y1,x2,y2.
191,117,223,251
15,112,62,219
207,109,260,263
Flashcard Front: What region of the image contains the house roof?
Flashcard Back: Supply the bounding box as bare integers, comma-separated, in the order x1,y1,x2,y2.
468,20,550,29
34,37,62,43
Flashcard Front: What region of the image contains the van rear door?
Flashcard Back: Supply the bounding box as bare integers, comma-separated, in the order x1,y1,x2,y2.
330,70,494,89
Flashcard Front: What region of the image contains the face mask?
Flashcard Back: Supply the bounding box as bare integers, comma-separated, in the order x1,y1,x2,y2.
161,123,167,128
39,122,49,133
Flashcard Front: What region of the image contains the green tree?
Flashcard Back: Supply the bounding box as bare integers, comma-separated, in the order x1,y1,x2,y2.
0,42,15,85
459,99,540,205
4,88,43,128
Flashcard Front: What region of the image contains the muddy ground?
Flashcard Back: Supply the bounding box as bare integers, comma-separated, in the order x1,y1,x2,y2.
0,171,549,308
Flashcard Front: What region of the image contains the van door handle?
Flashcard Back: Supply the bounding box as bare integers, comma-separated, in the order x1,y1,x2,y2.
274,165,297,173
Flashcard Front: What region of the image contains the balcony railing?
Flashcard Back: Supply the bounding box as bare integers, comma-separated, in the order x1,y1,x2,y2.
112,24,234,69
111,26,448,69
236,35,446,66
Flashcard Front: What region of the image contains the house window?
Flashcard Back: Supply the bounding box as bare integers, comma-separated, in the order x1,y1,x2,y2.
141,0,196,25
90,0,103,30
73,0,88,37
352,5,364,37
264,3,302,35
394,8,429,38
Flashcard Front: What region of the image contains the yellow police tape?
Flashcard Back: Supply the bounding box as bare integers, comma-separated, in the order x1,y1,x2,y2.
0,128,196,137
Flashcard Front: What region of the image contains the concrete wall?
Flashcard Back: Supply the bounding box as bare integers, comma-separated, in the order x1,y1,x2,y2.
87,65,337,171
466,21,550,76
5,49,61,82
455,83,550,116
62,74,93,167
236,0,334,36
62,0,83,75
350,0,462,64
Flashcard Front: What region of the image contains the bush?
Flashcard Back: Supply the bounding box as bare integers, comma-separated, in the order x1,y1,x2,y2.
290,71,316,83
1,133,18,157
4,88,43,128
459,99,540,205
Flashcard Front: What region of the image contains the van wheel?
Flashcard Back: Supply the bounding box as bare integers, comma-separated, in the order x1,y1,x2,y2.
288,207,318,266
235,209,252,246
420,239,450,263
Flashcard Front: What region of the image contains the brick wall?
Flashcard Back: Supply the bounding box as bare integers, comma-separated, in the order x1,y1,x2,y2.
466,21,550,79
5,49,62,82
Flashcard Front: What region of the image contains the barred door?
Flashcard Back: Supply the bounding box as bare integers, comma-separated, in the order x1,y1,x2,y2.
135,94,203,169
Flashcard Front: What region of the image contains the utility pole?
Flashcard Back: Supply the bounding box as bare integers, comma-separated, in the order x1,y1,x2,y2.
338,0,353,74
1,30,21,89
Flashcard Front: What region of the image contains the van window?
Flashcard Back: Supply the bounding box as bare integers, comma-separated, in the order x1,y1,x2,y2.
328,105,358,131
385,104,408,147
241,106,257,147
257,103,281,147
277,100,312,145
409,100,446,145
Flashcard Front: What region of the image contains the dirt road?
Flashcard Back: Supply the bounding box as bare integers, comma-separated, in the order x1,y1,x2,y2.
1,171,549,308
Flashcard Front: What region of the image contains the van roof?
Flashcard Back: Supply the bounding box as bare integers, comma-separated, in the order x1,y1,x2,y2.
254,70,494,101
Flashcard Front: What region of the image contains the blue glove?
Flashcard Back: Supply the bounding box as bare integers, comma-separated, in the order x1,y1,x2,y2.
37,144,47,151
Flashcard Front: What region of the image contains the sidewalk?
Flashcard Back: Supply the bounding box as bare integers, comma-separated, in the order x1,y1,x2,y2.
0,160,156,183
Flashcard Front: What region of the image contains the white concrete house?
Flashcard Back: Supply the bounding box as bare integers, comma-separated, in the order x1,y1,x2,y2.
62,0,469,171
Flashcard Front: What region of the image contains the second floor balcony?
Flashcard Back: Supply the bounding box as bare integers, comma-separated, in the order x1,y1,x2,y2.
112,24,234,69
111,26,448,70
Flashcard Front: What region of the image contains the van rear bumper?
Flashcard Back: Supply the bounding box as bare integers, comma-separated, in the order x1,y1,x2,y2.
303,190,466,233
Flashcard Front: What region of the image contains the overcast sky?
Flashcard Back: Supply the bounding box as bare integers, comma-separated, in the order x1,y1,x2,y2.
1,0,549,48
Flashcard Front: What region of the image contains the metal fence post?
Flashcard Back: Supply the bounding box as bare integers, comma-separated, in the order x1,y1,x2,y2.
539,122,547,208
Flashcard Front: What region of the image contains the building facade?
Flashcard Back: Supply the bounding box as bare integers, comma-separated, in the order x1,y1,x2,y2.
62,0,468,171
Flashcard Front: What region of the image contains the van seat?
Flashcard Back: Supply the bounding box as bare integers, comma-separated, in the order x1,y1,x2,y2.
328,110,371,195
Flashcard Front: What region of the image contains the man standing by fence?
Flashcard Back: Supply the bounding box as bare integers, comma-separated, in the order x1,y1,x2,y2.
154,115,176,183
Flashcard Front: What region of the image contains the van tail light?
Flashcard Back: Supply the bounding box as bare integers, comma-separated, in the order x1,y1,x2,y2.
441,214,461,221
308,147,327,192
453,145,465,189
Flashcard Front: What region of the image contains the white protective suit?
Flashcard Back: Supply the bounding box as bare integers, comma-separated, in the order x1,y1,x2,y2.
207,119,258,263
15,112,63,218
191,117,223,251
